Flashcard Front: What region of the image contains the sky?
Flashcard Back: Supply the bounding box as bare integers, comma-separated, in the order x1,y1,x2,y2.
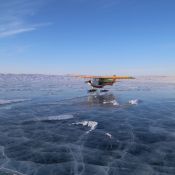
0,0,175,76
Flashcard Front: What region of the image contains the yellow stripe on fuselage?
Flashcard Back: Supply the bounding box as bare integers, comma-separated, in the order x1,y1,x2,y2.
78,75,135,79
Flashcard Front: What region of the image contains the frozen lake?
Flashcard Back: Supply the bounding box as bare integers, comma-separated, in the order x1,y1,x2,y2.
0,74,175,175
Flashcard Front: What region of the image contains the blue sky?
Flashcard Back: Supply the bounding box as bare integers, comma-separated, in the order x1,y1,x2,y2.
0,0,175,75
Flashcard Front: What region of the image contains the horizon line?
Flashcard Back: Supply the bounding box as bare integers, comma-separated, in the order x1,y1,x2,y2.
0,72,174,77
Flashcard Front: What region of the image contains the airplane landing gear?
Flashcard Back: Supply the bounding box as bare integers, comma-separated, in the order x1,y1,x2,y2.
88,89,97,93
100,89,109,92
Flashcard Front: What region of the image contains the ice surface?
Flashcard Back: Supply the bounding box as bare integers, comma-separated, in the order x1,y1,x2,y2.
0,74,175,175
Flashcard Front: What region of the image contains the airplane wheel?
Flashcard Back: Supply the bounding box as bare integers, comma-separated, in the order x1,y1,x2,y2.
88,89,97,93
100,89,109,92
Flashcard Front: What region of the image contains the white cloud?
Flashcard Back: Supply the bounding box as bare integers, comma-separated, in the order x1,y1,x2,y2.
0,0,50,38
0,28,35,37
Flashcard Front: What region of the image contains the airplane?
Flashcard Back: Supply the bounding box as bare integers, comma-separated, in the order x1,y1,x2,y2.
76,75,135,92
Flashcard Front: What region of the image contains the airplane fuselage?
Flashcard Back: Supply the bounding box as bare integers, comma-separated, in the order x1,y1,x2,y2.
87,78,116,89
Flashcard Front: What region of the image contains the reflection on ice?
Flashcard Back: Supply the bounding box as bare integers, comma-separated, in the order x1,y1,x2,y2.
87,93,119,106
103,99,119,106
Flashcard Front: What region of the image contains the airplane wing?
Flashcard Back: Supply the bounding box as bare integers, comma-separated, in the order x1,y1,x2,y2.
76,75,135,79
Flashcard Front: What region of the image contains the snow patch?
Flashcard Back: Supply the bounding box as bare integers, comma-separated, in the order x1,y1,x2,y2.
105,133,112,139
47,114,74,121
128,99,140,105
72,120,98,133
37,114,74,121
0,99,28,105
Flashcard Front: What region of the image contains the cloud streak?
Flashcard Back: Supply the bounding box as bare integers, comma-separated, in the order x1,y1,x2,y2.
0,28,35,37
0,0,50,38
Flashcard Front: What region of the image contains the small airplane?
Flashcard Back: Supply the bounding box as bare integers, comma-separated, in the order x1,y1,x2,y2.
76,75,135,92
